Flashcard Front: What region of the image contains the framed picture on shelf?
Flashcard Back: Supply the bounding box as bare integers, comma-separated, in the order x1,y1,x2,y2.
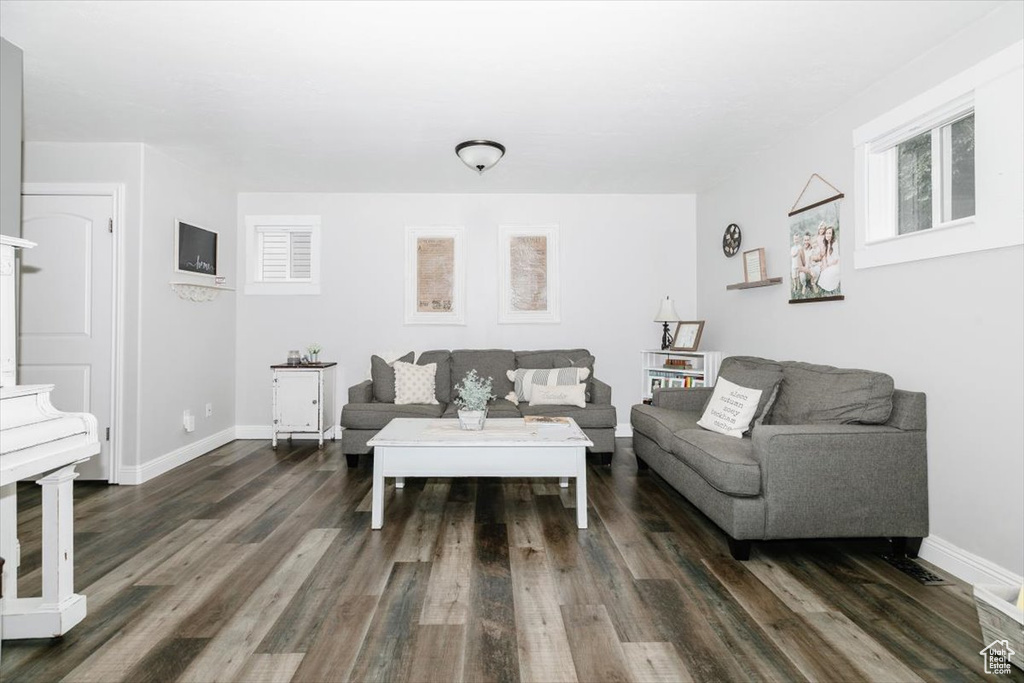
649,377,663,393
743,248,766,283
671,320,705,352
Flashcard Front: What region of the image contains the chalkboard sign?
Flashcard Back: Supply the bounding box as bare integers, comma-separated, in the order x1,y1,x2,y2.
175,220,218,276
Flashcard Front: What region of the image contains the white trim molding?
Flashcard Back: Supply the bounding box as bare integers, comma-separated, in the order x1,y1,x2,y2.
919,535,1023,588
118,426,235,485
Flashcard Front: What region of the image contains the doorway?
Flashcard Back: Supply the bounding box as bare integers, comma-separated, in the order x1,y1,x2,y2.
19,184,123,482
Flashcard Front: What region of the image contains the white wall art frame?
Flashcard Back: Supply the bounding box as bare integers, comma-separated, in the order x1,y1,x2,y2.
498,225,560,324
404,226,465,325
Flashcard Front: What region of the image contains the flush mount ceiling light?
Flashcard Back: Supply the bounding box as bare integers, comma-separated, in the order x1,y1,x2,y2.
455,140,506,174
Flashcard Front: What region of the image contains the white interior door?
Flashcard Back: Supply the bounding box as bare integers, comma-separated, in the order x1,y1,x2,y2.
19,194,114,481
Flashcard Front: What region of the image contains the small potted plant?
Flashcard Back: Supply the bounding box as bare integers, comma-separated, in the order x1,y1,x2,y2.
307,343,322,363
453,369,495,430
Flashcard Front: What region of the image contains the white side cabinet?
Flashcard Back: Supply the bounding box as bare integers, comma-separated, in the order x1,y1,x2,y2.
271,362,337,449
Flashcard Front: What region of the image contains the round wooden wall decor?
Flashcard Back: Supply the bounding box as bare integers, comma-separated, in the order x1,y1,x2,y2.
722,223,742,257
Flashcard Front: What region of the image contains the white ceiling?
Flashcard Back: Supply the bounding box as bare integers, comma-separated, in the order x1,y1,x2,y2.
0,1,1004,193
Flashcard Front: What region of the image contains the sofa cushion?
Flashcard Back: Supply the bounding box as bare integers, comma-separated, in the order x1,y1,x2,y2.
452,349,515,399
418,350,452,403
771,361,895,425
515,348,590,369
370,352,414,403
670,430,761,497
630,404,700,453
520,402,617,429
442,398,521,419
341,401,445,430
717,356,784,423
506,367,590,404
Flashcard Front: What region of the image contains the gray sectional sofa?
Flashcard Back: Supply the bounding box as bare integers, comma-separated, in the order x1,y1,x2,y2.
631,356,928,560
341,348,616,467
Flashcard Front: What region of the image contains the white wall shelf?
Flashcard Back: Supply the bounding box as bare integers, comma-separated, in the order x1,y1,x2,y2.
169,282,235,302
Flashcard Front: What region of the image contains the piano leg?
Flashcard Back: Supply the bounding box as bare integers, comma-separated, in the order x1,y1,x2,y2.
0,482,18,601
40,465,79,612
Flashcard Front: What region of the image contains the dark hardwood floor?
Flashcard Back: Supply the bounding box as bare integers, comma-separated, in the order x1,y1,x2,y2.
1,438,1013,682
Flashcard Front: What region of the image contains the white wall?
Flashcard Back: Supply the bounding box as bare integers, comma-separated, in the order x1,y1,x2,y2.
235,193,696,430
0,38,22,237
695,4,1024,578
138,146,237,468
22,142,237,478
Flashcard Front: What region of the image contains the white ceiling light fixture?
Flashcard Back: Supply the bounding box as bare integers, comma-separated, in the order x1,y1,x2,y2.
455,140,506,174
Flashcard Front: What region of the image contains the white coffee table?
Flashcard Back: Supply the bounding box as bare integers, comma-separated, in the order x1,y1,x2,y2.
366,417,594,529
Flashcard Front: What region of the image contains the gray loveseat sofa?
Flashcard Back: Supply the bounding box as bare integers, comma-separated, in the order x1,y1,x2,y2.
631,356,928,560
342,348,616,467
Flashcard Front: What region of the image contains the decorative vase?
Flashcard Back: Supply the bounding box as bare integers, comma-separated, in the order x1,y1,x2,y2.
310,352,319,364
457,408,487,431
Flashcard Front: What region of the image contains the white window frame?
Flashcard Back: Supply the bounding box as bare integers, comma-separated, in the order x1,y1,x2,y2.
244,215,321,295
852,40,1024,270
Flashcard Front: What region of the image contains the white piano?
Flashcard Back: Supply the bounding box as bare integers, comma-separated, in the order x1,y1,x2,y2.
0,234,99,640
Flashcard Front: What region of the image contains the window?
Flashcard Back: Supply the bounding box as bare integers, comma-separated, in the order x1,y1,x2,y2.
245,215,321,295
853,41,1023,269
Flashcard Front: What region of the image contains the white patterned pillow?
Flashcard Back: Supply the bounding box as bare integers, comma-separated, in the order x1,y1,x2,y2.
530,383,587,408
697,377,762,439
505,367,591,405
394,361,439,405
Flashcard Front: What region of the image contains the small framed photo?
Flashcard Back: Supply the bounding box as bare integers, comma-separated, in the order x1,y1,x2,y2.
671,320,705,352
743,247,766,283
649,377,663,393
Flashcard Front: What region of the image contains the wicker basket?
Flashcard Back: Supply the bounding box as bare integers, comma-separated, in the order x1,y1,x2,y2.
974,584,1024,669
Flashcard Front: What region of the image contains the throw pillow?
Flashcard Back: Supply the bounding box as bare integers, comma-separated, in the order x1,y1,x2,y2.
505,367,591,405
554,353,596,400
370,352,414,403
530,383,587,408
697,377,763,439
394,361,439,405
715,356,784,423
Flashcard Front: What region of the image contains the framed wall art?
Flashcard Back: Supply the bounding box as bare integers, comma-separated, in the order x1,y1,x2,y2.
498,225,560,324
175,220,218,277
789,174,845,304
405,226,466,325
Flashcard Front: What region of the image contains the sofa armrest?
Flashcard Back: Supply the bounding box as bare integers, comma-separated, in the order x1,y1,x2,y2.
653,387,712,412
751,424,928,539
348,380,373,404
590,378,612,405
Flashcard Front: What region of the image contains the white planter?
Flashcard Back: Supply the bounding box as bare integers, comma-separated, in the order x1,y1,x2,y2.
457,408,487,431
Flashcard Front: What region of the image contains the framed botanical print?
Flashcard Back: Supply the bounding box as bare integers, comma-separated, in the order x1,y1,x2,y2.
498,225,560,324
671,320,705,352
404,226,466,325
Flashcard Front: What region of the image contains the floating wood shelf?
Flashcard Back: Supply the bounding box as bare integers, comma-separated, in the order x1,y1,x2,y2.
726,277,783,291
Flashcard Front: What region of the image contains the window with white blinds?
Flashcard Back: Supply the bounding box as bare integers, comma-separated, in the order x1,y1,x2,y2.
245,216,321,295
258,228,312,282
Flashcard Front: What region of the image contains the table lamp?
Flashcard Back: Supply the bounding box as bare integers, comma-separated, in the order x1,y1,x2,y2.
653,296,681,350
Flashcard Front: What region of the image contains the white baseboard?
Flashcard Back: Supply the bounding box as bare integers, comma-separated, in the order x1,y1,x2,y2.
919,535,1023,587
234,425,339,440
117,427,236,485
615,423,633,438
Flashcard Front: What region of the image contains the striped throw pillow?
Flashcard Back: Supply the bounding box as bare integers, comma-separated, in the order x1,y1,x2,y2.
505,367,590,404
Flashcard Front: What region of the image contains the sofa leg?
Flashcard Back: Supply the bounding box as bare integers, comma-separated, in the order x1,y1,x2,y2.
727,537,751,561
345,454,359,468
889,537,923,559
635,456,649,471
599,453,613,467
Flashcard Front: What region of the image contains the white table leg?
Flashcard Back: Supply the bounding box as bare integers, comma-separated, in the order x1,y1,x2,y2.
371,447,385,529
575,448,587,529
0,482,19,600
39,465,79,609
559,477,569,488
395,477,405,489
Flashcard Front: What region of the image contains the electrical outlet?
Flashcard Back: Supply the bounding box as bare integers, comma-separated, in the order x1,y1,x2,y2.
183,410,195,433
205,403,213,417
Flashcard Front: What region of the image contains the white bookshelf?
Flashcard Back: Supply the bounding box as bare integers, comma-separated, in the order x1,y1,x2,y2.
641,349,721,401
